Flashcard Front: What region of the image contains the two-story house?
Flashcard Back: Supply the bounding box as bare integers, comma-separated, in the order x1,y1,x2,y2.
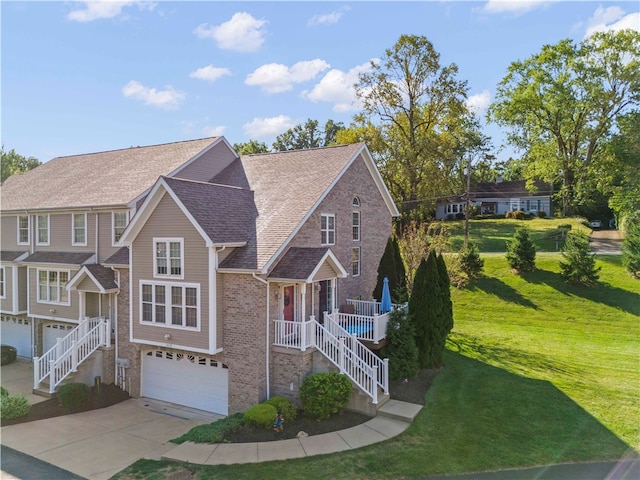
1,137,399,417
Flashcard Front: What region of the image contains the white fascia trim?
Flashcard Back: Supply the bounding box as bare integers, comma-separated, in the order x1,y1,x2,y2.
216,268,262,275
130,337,222,355
308,249,348,281
67,266,110,293
129,255,134,344
209,247,217,352
29,315,80,324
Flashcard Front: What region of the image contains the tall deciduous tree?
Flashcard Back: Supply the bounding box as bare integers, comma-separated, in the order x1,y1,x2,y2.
232,140,269,155
272,119,344,151
1,147,41,182
342,34,485,221
488,30,640,216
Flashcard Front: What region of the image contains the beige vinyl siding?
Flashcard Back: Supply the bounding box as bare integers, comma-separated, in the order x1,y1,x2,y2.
1,266,13,313
101,293,112,320
77,276,101,292
86,292,100,317
131,193,211,350
98,211,126,263
1,216,20,250
30,213,95,254
18,267,27,311
173,141,237,182
312,262,336,282
28,267,80,321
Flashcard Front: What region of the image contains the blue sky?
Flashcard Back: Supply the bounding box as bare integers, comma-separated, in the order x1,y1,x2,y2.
2,1,639,163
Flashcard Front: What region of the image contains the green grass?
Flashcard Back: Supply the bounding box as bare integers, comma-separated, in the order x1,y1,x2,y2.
115,254,639,479
445,217,589,252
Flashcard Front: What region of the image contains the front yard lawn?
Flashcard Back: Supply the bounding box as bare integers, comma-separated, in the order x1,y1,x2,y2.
115,254,638,479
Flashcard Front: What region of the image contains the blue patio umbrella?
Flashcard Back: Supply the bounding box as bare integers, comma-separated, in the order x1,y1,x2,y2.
380,276,392,313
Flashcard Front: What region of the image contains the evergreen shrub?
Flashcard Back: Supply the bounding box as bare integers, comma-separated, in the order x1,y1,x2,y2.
506,227,536,272
299,372,352,421
385,308,419,381
1,395,30,419
264,396,297,421
560,233,601,285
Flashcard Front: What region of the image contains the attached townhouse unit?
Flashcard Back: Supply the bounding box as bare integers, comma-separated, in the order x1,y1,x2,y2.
0,137,399,416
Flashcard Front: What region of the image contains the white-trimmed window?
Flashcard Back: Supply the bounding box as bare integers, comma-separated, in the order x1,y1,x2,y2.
112,211,128,245
352,211,360,241
17,215,30,245
141,281,199,329
36,215,50,245
0,267,5,299
154,238,184,278
352,196,360,207
37,269,70,305
352,247,360,277
72,213,87,246
321,214,335,246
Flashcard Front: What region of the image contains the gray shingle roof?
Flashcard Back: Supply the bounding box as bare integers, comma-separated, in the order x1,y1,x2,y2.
83,264,118,290
215,143,364,270
1,251,28,262
268,247,331,280
474,180,553,198
22,251,94,265
162,176,256,246
103,247,129,266
0,137,220,211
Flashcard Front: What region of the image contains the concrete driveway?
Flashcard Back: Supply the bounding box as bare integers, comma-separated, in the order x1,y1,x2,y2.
1,357,222,479
0,357,48,405
1,398,220,479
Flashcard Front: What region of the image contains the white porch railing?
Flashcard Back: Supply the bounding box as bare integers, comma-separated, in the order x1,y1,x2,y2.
34,316,111,394
330,311,390,344
346,299,384,317
273,315,388,404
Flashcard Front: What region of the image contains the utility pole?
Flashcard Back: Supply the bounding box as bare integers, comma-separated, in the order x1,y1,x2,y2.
464,160,471,246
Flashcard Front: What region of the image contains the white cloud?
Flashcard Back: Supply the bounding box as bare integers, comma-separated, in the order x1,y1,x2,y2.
202,125,226,137
308,6,351,26
584,7,639,38
245,59,330,94
481,1,554,16
194,12,267,52
466,90,491,115
302,60,376,112
243,115,296,138
67,1,155,22
121,80,185,109
189,65,231,82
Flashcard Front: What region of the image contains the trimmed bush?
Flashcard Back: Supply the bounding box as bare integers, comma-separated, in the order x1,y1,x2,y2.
57,382,91,412
264,396,297,421
244,403,277,429
1,395,31,419
1,386,9,397
300,372,352,421
536,210,547,218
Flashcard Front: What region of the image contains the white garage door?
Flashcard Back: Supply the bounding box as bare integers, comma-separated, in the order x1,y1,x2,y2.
43,323,75,354
142,350,229,415
0,316,32,357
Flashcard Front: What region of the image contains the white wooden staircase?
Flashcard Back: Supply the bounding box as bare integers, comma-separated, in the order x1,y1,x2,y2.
33,317,111,397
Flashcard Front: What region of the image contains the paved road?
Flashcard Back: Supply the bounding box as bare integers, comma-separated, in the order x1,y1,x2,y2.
590,229,623,254
1,445,86,480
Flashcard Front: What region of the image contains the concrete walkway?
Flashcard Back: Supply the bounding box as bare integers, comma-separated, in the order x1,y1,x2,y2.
162,399,423,465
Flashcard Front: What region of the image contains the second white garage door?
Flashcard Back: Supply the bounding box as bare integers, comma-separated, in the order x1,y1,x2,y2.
142,350,228,415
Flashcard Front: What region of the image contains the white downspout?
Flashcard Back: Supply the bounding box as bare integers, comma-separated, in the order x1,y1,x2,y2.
111,267,119,390
252,273,269,400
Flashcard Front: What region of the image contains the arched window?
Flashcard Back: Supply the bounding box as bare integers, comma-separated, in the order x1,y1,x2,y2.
352,197,360,207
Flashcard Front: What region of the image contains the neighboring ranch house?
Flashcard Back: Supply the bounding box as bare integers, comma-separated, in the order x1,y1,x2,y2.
0,137,399,416
436,178,553,219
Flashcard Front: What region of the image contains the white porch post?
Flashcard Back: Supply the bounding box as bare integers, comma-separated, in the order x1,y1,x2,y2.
331,278,337,311
79,291,86,321
300,283,307,322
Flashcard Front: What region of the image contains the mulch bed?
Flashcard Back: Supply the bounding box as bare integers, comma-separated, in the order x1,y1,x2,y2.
224,368,440,443
2,368,441,442
1,383,130,427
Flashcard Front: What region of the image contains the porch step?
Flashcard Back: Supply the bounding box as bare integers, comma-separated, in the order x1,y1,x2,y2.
375,399,422,423
33,371,77,398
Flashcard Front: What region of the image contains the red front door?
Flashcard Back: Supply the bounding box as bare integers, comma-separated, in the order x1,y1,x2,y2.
283,286,295,321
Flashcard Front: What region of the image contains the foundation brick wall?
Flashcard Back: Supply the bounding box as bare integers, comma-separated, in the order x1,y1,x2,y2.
270,347,314,405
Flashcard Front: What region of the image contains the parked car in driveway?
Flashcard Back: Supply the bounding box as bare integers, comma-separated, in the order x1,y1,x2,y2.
589,220,603,229
1,345,18,365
